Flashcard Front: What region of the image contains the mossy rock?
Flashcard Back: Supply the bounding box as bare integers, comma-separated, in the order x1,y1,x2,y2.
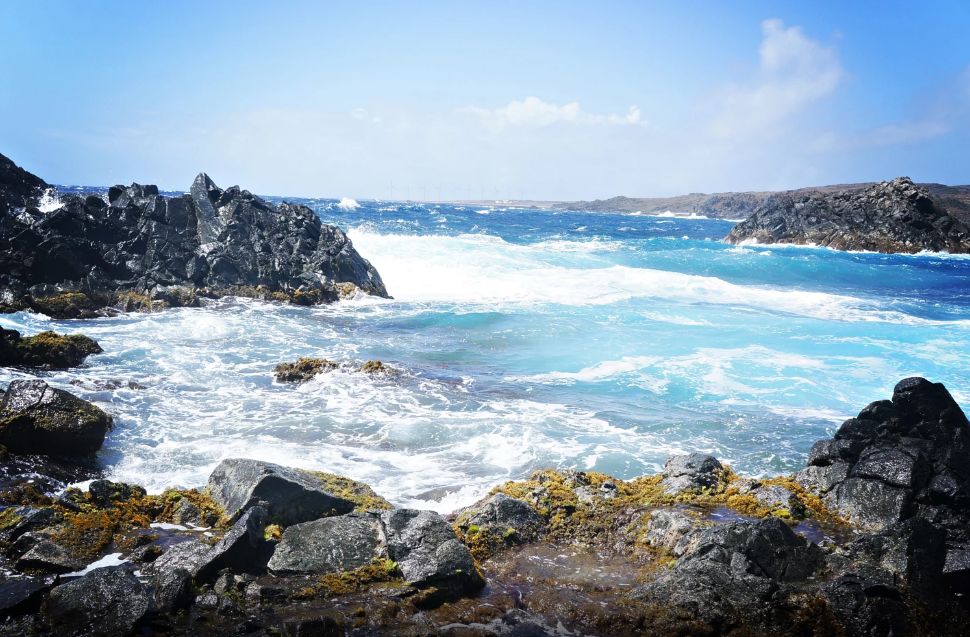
0,327,102,369
274,357,339,383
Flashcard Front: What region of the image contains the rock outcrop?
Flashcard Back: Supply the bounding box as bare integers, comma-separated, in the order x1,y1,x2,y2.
0,327,102,369
0,153,387,318
0,379,112,455
725,177,970,253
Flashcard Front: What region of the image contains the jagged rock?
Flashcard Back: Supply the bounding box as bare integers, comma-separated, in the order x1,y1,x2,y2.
843,517,947,596
455,493,545,543
633,517,823,627
46,565,151,636
0,328,102,369
274,357,338,383
725,177,970,253
822,573,911,637
660,453,724,494
267,512,383,574
0,380,112,456
800,377,970,531
0,576,53,619
381,508,484,598
0,506,60,542
206,458,356,525
14,538,87,574
0,153,388,317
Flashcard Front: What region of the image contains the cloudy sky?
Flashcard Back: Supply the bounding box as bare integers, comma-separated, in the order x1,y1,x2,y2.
2,0,968,200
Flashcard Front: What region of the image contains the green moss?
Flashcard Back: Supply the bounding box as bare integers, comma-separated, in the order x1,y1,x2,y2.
29,293,100,319
305,470,392,511
264,523,283,541
274,357,339,383
292,559,403,599
0,507,23,530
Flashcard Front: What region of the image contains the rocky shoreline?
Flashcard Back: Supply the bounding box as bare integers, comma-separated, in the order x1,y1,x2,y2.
725,177,970,254
0,153,387,319
0,350,967,635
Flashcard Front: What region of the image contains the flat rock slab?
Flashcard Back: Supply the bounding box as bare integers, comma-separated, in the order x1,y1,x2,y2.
206,458,356,525
268,512,384,574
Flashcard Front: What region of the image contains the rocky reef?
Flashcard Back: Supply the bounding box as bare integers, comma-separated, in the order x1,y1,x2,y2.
0,328,102,369
725,177,970,253
0,153,387,318
0,376,967,635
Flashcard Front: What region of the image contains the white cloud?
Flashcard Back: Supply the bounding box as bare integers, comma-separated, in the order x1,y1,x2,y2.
711,19,844,138
462,96,644,128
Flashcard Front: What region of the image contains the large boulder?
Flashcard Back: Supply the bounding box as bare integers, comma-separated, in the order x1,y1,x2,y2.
725,177,970,253
45,565,150,637
381,508,484,597
797,378,970,531
633,516,823,628
0,380,112,455
205,458,358,525
0,152,388,317
267,512,384,574
455,492,546,545
0,327,102,369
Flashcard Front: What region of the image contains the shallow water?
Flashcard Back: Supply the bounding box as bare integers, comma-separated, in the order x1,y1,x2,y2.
2,199,968,512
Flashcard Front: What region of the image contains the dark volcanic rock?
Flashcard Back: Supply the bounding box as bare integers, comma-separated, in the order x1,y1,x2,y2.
267,512,384,574
725,177,970,253
381,508,484,597
206,458,356,525
455,493,545,544
0,327,102,369
0,576,54,619
798,377,970,531
46,565,150,637
273,357,339,383
0,380,112,456
633,516,823,628
0,152,387,317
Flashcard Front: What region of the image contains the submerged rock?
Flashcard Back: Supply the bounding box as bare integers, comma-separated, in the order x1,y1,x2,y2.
273,357,339,383
0,152,388,318
0,380,112,456
0,328,102,369
206,458,358,525
725,177,970,253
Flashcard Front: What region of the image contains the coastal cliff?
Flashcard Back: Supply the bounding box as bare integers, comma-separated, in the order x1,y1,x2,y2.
0,153,387,318
725,177,970,253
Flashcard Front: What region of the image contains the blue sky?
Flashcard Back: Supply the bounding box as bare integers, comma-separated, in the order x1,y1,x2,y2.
2,1,968,199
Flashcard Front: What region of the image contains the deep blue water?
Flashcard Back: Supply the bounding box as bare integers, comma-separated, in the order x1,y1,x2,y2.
2,197,968,512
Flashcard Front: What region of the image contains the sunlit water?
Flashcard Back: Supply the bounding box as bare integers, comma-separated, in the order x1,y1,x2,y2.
2,199,969,512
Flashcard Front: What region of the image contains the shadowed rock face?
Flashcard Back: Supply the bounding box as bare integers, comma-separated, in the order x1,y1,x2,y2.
0,153,387,317
725,177,970,253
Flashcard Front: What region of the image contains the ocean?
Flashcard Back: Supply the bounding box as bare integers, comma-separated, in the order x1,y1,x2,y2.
2,199,968,512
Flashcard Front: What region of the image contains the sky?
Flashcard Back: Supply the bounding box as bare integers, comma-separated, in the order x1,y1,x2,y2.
1,0,969,200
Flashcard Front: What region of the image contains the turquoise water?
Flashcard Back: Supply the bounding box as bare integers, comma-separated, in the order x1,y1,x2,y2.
2,199,968,512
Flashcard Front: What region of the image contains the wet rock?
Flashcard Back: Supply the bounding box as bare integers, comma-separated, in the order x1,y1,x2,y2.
206,458,356,525
153,566,192,613
0,152,388,317
274,357,339,383
0,328,102,369
844,517,947,596
456,493,545,543
0,379,112,456
0,576,53,619
725,177,970,253
660,453,725,494
197,505,270,578
799,377,970,531
15,537,87,574
359,360,396,375
634,517,823,626
381,508,484,598
280,616,343,637
268,512,383,574
822,573,911,637
644,509,705,557
0,506,60,542
87,480,146,508
46,565,151,636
